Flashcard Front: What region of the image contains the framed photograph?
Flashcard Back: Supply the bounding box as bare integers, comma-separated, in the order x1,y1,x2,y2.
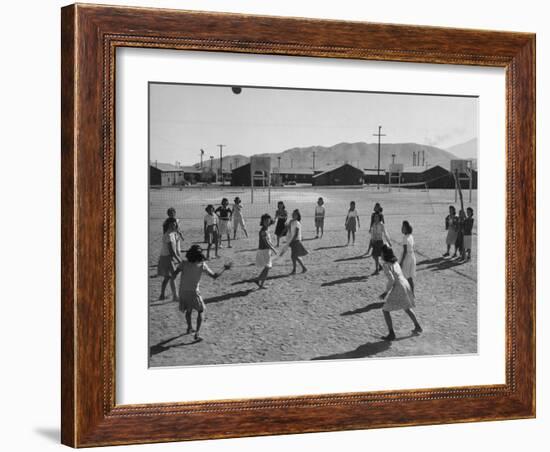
61,4,535,447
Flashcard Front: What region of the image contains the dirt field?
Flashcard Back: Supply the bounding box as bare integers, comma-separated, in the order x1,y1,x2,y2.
149,186,477,367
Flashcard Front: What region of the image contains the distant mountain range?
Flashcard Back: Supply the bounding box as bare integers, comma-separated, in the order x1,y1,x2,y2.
192,140,477,172
445,138,477,159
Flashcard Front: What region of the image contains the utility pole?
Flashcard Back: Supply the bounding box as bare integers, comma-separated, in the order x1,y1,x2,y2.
217,144,226,186
277,156,281,169
200,149,204,168
422,150,425,166
209,155,214,182
312,151,316,171
373,125,386,190
392,153,396,164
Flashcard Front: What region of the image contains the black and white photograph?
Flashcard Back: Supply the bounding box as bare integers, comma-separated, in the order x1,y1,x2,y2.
148,82,478,367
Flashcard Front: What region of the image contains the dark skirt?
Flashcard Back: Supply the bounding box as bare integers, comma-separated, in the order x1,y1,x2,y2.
275,218,287,237
455,231,464,250
372,240,384,258
290,240,308,259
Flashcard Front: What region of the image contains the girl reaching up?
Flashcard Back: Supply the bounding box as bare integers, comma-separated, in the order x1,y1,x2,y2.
232,196,248,239
345,201,360,246
203,205,219,260
254,214,277,289
178,245,231,341
215,198,233,248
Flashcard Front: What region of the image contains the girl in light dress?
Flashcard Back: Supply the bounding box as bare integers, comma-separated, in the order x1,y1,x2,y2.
282,209,308,274
157,218,182,301
274,201,288,247
379,245,422,341
254,214,277,289
345,201,360,246
203,204,219,260
399,220,417,294
443,205,459,257
215,198,233,248
178,245,231,341
370,212,391,275
314,197,326,239
232,196,248,239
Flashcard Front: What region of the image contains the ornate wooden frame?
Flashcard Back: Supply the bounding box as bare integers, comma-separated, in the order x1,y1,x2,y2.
61,3,535,447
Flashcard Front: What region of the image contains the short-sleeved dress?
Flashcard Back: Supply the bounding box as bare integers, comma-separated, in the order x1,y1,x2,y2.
256,228,273,268
204,213,219,244
345,210,359,232
445,214,459,245
216,206,232,235
314,205,325,228
178,261,211,313
232,203,246,230
382,261,415,312
401,234,417,279
157,232,177,277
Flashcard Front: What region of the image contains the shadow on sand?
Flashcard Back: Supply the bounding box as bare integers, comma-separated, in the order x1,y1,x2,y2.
204,289,254,304
150,299,178,307
314,244,347,251
231,273,293,286
321,275,368,287
150,333,200,357
311,333,418,360
424,259,466,272
312,340,391,360
341,302,384,316
416,256,446,266
334,254,368,263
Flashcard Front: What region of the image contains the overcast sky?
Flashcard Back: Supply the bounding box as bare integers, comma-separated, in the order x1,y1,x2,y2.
149,83,478,166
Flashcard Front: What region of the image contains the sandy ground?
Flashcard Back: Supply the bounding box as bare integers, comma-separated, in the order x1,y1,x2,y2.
149,187,477,367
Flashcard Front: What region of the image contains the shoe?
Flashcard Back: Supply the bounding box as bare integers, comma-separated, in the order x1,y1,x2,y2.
443,252,450,257
412,326,423,334
382,332,396,341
